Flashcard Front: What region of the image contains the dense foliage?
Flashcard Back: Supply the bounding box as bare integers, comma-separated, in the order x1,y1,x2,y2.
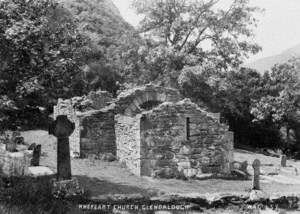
179,59,300,152
251,59,300,152
0,0,300,152
0,0,90,129
58,0,142,94
0,176,88,214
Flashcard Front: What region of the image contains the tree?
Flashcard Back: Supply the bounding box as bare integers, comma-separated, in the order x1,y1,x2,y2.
132,0,262,86
58,0,143,93
251,59,300,150
0,0,88,129
251,59,300,125
179,64,283,148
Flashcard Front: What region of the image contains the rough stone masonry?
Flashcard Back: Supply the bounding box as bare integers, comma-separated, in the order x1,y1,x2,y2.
114,85,234,178
54,84,234,178
53,90,115,158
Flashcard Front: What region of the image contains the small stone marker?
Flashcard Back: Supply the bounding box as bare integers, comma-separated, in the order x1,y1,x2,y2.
31,144,41,166
5,141,16,152
28,143,36,151
280,155,287,167
241,161,248,172
14,136,24,145
49,115,75,181
252,159,261,190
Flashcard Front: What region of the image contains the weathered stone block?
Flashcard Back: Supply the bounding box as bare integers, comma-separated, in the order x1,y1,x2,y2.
27,166,55,177
177,161,191,169
0,149,33,177
52,178,84,199
183,168,198,178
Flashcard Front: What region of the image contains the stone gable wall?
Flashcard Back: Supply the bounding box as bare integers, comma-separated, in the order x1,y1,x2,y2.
139,99,233,178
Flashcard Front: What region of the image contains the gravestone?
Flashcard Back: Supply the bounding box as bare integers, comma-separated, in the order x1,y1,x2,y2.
5,141,16,152
252,159,261,190
49,115,75,181
28,143,36,151
31,144,41,166
280,155,287,167
14,136,24,145
241,161,248,172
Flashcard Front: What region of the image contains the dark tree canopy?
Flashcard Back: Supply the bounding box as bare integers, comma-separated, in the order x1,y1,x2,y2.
0,0,89,106
0,0,89,129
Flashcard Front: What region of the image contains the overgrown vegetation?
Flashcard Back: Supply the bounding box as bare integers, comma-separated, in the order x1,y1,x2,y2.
0,0,300,153
0,176,88,214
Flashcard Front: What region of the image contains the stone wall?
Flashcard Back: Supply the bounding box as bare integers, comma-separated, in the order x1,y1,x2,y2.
115,114,141,175
54,85,234,179
78,105,116,157
139,99,233,178
86,90,113,109
53,90,115,158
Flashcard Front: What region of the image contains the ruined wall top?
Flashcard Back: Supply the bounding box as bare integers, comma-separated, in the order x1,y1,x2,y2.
54,90,113,116
115,84,183,116
142,98,221,123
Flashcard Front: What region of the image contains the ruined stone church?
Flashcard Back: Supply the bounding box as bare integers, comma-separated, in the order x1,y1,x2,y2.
54,84,234,178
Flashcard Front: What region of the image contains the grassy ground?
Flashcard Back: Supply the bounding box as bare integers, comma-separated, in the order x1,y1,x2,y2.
21,130,300,199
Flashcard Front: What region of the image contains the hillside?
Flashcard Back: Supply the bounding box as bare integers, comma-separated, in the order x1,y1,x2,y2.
58,0,136,50
246,43,300,73
55,0,141,94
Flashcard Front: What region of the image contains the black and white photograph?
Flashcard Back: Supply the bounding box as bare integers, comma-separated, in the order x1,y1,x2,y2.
0,0,300,213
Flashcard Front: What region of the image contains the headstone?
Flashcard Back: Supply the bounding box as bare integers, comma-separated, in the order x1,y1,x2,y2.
252,159,261,190
5,141,16,152
28,143,36,150
241,161,248,172
280,155,287,167
49,115,75,181
12,131,21,137
14,136,24,145
31,144,41,166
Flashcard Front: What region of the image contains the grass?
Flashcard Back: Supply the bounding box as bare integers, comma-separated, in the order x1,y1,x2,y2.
0,175,83,214
20,130,300,199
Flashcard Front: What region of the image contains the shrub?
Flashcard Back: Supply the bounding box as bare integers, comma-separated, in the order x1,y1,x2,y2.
0,176,88,214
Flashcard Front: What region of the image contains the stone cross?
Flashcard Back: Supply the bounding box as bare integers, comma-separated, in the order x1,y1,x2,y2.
280,155,287,167
49,115,75,181
252,159,261,190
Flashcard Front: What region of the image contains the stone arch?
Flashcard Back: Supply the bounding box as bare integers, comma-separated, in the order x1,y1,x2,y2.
115,84,183,116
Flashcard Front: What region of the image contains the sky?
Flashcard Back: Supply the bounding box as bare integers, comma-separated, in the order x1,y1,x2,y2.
111,0,300,63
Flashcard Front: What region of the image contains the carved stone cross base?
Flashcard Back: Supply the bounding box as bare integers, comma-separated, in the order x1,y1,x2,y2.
51,177,84,199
